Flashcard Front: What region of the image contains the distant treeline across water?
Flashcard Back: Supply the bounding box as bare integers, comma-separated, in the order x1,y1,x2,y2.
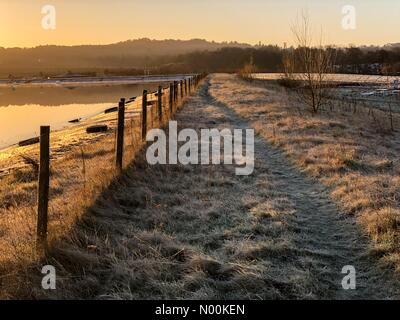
1,39,400,78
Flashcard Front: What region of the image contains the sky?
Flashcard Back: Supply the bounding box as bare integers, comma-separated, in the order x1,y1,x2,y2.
0,0,399,48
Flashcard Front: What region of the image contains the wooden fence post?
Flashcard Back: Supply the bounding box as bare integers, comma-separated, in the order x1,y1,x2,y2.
174,81,177,110
169,83,173,115
37,125,50,254
180,80,184,99
116,98,125,171
142,90,148,140
174,81,178,104
158,86,162,122
185,79,188,96
151,97,155,130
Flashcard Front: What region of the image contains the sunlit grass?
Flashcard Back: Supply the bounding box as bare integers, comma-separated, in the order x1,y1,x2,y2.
0,89,180,298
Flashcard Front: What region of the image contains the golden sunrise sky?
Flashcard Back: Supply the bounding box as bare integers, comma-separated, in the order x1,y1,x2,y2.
0,0,399,48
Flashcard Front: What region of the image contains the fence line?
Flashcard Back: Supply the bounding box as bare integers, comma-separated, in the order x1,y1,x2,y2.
35,74,206,252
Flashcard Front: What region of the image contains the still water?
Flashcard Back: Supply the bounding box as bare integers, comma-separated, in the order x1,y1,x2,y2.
0,83,164,150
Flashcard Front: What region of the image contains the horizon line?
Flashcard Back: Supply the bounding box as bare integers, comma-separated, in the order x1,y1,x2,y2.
1,37,399,50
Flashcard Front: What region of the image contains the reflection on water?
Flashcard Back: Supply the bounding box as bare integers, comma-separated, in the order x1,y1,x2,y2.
0,83,164,149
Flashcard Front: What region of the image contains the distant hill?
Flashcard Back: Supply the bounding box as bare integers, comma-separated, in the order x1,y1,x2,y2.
1,39,399,78
0,38,253,77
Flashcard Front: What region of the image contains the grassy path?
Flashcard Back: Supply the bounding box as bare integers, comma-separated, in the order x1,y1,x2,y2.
40,75,399,299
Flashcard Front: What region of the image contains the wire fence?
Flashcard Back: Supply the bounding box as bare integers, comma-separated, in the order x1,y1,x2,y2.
22,73,206,254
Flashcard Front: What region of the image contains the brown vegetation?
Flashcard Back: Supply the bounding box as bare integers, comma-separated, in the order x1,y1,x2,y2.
238,57,257,80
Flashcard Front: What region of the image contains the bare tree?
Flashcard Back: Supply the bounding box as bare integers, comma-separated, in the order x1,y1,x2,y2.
282,12,335,114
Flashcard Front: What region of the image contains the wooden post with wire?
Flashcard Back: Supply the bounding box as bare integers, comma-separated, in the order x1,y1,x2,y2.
173,81,178,105
142,90,148,140
180,80,184,99
169,83,173,115
36,125,50,254
184,79,188,96
158,86,162,122
116,98,125,172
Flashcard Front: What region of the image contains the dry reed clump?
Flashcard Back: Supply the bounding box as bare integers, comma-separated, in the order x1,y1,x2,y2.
209,73,400,271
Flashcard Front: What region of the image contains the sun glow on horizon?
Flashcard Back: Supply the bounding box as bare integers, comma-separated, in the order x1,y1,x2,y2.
0,0,399,48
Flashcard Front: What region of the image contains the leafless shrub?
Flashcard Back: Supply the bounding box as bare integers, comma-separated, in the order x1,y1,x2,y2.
281,12,335,114
238,56,256,80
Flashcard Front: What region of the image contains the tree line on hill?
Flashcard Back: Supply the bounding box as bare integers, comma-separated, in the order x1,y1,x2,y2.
173,46,400,75
1,39,400,79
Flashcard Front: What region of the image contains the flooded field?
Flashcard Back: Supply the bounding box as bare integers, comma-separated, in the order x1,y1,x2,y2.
253,73,400,112
0,82,166,149
252,73,400,85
